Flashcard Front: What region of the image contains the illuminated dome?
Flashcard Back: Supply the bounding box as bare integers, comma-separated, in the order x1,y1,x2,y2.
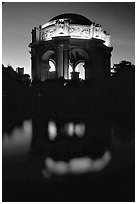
30,13,113,82
41,13,110,47
50,13,92,25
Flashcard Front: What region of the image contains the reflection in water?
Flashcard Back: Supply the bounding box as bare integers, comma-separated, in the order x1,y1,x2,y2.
3,120,32,156
64,122,74,136
39,120,112,177
3,118,133,173
75,123,85,137
2,116,134,201
63,122,85,137
42,151,111,177
48,120,57,140
48,121,86,138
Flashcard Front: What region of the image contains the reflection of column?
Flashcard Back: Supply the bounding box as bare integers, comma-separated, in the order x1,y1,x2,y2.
63,47,69,79
56,45,63,78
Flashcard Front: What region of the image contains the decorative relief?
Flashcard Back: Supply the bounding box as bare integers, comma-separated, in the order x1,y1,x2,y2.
69,26,90,38
94,27,101,38
100,31,110,46
40,21,110,46
42,26,56,40
100,32,106,41
30,48,36,57
58,21,65,34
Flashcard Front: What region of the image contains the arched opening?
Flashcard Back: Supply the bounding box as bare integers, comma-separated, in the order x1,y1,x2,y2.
68,63,73,79
75,61,85,80
41,50,55,61
40,50,56,81
48,59,56,79
49,59,56,72
69,48,88,80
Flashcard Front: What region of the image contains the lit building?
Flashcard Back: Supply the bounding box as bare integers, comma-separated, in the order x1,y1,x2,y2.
29,13,113,81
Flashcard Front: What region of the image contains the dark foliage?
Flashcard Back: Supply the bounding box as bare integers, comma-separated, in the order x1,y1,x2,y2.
112,60,135,76
2,62,134,143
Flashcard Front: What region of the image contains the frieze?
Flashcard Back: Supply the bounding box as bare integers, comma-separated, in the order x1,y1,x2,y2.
69,25,90,38
42,25,56,40
58,21,65,34
40,21,110,47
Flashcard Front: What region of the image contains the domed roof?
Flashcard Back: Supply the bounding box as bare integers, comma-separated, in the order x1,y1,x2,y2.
50,13,92,25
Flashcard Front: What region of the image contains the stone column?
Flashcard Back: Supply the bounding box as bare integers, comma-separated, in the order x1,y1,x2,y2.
40,61,49,81
30,48,37,81
90,24,94,38
84,60,94,80
63,46,69,79
64,20,69,35
36,53,41,80
71,71,79,80
31,56,36,81
84,63,88,80
56,44,63,78
105,53,111,76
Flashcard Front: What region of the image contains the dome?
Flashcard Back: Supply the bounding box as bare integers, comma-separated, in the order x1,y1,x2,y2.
50,13,92,25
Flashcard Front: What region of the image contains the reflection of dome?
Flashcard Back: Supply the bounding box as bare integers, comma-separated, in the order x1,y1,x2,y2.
50,13,92,25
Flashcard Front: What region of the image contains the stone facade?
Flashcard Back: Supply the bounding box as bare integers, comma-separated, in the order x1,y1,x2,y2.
29,13,113,81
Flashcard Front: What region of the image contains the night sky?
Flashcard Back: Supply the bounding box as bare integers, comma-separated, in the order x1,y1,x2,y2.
2,2,135,75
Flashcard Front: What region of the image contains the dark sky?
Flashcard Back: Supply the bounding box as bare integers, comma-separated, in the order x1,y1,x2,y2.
2,2,135,75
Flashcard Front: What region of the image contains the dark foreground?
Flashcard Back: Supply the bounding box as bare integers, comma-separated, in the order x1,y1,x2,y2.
2,72,135,201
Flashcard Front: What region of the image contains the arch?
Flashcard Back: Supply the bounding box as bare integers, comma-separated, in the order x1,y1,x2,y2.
48,59,56,79
40,50,56,81
41,50,55,62
49,59,56,72
75,61,85,80
69,48,89,64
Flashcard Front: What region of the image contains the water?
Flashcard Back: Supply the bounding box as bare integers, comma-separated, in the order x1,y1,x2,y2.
2,118,134,201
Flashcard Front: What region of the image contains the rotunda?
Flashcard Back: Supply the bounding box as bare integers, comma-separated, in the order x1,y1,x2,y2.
29,13,113,81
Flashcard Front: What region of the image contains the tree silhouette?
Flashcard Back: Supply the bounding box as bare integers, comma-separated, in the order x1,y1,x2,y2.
112,60,135,76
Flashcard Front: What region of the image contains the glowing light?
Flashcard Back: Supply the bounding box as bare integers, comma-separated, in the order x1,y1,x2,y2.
75,62,85,80
41,20,111,47
91,151,111,171
75,123,85,137
23,120,32,135
68,64,73,79
42,151,111,177
45,158,68,175
49,60,56,72
45,157,55,169
69,151,111,173
48,120,57,140
69,157,92,173
64,122,74,136
2,120,32,156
